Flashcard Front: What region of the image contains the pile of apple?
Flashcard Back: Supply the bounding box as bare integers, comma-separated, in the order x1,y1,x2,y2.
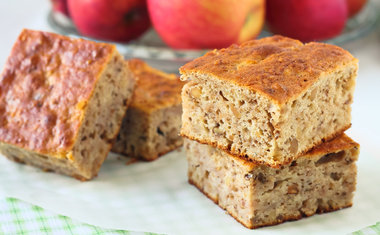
52,0,366,49
266,0,366,42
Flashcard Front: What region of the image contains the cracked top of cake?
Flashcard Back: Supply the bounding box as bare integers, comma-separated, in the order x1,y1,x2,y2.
180,35,357,104
127,59,183,112
0,29,115,155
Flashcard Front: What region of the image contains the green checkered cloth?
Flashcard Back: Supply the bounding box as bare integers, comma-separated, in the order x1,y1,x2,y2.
0,198,159,235
1,197,379,235
352,222,380,235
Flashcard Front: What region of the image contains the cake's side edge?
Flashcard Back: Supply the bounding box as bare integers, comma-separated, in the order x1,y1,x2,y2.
69,50,135,180
186,136,359,229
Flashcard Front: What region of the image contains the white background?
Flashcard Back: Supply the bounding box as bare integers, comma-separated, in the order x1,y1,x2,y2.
0,1,380,234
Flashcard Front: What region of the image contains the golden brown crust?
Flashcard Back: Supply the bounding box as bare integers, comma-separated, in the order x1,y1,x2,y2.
290,123,352,162
182,123,352,168
127,59,184,112
180,35,357,104
0,29,115,155
189,178,353,229
308,133,359,156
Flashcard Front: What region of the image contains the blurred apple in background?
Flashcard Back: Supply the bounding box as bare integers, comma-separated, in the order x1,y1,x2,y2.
51,0,70,17
266,0,348,42
346,0,367,17
68,0,150,42
147,0,265,49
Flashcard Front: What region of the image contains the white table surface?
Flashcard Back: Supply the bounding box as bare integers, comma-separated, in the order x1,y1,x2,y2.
0,1,380,234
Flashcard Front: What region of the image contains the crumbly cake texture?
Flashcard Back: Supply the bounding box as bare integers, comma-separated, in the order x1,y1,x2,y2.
180,35,358,167
185,134,359,229
0,29,135,180
112,59,183,160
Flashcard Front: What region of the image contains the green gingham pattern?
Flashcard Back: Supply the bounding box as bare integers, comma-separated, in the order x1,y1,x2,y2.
352,222,380,235
0,198,158,235
0,197,379,235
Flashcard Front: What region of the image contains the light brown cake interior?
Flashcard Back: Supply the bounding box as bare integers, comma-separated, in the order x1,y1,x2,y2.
112,59,183,160
181,60,356,167
113,104,182,161
0,31,135,180
186,134,359,228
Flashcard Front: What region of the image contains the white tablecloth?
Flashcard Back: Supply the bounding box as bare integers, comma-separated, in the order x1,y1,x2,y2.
0,1,380,234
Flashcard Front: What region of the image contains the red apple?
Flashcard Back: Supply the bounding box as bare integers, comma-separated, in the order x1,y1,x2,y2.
266,0,348,42
51,0,70,17
68,0,150,42
147,0,265,49
347,0,367,17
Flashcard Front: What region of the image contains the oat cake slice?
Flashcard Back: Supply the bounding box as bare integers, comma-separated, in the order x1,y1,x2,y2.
0,29,135,180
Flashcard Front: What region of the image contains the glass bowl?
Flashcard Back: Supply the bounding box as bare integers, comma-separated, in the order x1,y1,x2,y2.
48,0,379,73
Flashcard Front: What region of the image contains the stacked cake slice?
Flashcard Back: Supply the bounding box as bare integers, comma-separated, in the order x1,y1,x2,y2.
179,35,359,228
